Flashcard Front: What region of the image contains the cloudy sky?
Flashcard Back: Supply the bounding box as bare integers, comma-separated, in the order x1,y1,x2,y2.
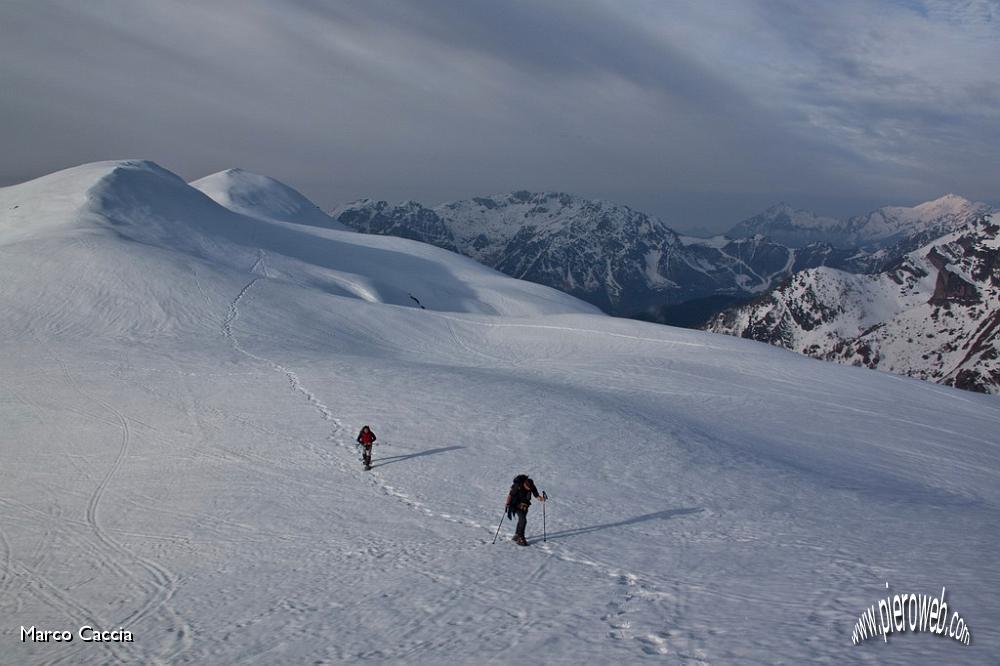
2,0,998,232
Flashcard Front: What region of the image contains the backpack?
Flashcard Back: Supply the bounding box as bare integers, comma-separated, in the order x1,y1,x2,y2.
508,475,534,516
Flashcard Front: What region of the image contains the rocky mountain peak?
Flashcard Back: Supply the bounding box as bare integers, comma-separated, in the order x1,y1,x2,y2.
708,213,1000,393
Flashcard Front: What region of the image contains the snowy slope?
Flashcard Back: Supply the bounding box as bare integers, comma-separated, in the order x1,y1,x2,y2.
0,161,592,325
707,214,1000,393
2,162,999,664
191,168,349,231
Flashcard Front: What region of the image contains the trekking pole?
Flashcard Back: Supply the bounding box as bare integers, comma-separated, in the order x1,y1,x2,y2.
492,506,507,544
542,491,547,542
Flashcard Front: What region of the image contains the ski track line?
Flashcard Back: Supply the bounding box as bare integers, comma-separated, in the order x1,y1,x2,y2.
222,267,345,446
56,371,192,665
360,463,697,659
19,533,129,663
0,495,63,617
305,344,699,657
327,435,664,658
336,324,699,657
0,501,132,591
46,350,192,665
0,493,128,665
223,264,697,659
21,559,129,666
537,541,694,658
26,513,184,594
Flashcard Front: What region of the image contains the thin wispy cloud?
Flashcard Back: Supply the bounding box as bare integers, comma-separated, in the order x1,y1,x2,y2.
1,0,997,230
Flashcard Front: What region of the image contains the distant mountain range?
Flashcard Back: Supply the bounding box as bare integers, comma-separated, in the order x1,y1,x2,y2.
334,192,859,321
708,213,1000,393
726,203,846,248
728,195,991,250
333,190,997,393
333,191,990,324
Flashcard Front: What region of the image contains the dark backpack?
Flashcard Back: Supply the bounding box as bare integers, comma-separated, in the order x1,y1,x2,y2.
508,475,534,517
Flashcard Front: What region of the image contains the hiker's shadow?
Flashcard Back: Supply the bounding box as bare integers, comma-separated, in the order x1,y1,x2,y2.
371,445,465,469
541,507,703,541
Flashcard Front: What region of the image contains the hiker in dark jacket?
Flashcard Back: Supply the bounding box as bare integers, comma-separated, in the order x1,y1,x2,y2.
505,474,545,546
357,425,376,470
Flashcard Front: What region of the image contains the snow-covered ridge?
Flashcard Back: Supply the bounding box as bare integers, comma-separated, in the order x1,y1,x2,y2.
843,194,992,248
708,213,1000,393
0,160,597,325
192,168,348,230
727,194,993,250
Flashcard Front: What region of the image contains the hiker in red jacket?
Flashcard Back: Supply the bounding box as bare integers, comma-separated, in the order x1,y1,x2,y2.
357,425,376,470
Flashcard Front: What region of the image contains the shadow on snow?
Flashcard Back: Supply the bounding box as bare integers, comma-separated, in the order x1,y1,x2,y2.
371,445,466,469
540,507,704,542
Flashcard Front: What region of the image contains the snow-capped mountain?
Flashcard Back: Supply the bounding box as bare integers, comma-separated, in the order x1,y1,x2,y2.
3,161,999,664
727,195,992,254
726,202,847,248
844,194,992,249
708,213,1000,393
337,191,683,313
335,193,851,316
843,195,995,274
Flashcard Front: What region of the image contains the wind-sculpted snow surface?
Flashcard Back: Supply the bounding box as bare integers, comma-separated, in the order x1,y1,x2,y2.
191,168,349,231
2,161,999,664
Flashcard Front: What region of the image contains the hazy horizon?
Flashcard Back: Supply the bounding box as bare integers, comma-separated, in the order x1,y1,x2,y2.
2,1,998,233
